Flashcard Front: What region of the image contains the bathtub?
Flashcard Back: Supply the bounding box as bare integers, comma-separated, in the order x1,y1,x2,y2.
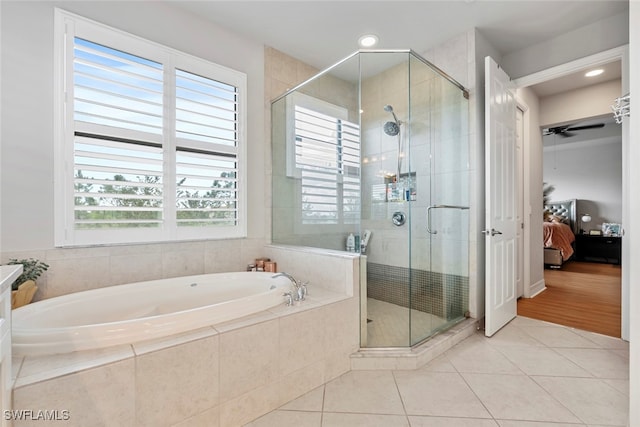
12,272,293,356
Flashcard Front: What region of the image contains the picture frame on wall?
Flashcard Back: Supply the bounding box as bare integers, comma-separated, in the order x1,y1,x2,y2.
602,223,621,237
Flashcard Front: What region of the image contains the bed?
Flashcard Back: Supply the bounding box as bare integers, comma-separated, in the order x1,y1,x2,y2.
543,199,578,268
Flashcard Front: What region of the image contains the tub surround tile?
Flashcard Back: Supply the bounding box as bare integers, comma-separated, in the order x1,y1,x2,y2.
213,310,278,334
11,355,24,381
219,318,279,402
264,245,359,295
8,243,360,427
45,246,111,260
110,252,163,285
15,344,135,389
13,358,135,427
42,256,112,298
204,239,243,273
278,306,325,377
219,381,282,427
132,326,218,356
162,247,205,279
277,359,326,410
279,385,325,412
135,335,219,427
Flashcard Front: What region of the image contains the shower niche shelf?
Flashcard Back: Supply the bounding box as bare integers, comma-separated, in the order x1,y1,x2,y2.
382,172,416,203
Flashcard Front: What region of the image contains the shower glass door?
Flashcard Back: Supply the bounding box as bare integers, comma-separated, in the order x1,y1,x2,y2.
408,53,470,346
359,51,413,347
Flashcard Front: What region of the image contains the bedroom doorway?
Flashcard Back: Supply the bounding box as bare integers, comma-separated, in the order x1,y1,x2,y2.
513,46,628,340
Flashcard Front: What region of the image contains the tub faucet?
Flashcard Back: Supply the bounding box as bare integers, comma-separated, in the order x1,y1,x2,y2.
272,272,306,301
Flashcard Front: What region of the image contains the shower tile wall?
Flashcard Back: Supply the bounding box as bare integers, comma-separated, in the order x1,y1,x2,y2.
366,262,469,320
361,60,469,274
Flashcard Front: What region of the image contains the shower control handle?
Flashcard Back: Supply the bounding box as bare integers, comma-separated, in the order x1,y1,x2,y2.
392,211,406,226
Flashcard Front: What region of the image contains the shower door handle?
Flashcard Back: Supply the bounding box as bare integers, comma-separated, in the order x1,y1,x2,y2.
427,205,469,234
427,205,438,234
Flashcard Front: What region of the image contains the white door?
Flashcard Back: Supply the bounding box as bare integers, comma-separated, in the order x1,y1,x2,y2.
484,56,518,337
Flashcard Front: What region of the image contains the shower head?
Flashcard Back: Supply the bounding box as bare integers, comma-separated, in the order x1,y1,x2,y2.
384,121,400,136
383,104,401,136
383,104,400,126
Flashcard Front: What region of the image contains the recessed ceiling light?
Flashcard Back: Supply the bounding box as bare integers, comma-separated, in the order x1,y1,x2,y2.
358,34,378,48
585,69,604,77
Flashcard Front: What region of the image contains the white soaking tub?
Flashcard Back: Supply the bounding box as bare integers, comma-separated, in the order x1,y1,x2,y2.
12,272,293,356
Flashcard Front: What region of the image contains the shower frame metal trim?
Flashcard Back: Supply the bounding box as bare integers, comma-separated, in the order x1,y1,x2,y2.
270,48,469,104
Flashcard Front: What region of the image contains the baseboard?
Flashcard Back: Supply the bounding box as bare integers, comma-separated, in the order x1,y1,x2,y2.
528,279,546,298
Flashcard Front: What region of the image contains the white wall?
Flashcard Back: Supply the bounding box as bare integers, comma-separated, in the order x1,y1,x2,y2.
543,139,622,228
516,86,545,294
0,1,267,298
540,80,622,126
1,1,265,251
501,12,629,79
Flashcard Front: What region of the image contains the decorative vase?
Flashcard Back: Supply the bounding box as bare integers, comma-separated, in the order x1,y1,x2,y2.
11,280,37,309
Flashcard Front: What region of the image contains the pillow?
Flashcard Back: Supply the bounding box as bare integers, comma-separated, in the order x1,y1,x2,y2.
551,215,568,224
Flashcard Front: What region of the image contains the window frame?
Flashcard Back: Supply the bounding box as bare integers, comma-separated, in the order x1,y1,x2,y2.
54,9,247,247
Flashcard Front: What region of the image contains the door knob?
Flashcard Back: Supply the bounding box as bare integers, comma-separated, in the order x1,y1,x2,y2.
482,228,502,236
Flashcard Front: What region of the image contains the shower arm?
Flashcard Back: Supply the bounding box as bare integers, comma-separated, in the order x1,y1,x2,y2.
427,205,469,235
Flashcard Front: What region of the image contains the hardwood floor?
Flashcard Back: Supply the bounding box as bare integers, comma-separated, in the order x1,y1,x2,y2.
517,261,622,337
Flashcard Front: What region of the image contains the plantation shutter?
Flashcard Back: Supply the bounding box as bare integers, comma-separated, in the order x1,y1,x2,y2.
293,104,360,225
72,37,165,229
175,70,239,226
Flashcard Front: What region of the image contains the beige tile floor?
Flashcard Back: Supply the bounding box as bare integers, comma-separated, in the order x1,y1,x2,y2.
246,316,629,426
365,298,448,347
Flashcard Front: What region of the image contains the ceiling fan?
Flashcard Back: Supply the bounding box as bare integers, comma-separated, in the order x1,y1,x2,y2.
543,122,605,138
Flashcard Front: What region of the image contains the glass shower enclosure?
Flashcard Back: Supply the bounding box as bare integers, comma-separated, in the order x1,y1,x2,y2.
271,50,470,348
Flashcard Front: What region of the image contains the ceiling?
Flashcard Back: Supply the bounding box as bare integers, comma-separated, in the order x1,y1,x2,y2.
529,61,622,98
168,1,628,73
166,1,627,144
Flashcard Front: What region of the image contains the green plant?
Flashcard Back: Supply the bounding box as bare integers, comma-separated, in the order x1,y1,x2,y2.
7,258,49,291
543,182,556,206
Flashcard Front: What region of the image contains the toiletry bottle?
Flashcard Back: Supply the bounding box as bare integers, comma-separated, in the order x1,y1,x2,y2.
346,233,355,252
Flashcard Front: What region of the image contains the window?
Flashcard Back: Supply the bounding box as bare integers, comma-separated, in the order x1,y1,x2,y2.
287,93,360,227
54,10,246,246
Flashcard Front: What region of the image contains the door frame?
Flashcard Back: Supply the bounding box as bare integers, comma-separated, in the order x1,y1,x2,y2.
513,45,630,340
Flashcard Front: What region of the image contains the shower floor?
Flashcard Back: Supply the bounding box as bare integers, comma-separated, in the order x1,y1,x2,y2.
365,298,448,347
